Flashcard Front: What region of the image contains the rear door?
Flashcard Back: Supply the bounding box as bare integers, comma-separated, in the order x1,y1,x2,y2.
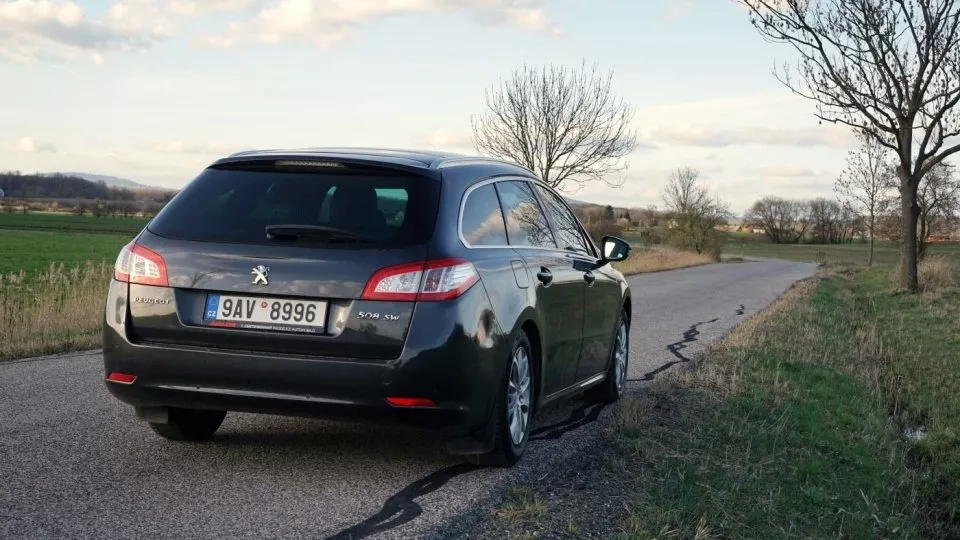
495,180,585,397
126,161,440,360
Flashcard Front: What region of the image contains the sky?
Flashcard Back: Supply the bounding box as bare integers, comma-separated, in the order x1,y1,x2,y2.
0,0,860,214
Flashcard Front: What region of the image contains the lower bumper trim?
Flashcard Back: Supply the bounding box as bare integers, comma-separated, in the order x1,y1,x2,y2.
153,383,359,406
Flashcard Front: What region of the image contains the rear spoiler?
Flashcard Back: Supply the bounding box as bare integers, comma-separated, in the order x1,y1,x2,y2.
210,154,441,179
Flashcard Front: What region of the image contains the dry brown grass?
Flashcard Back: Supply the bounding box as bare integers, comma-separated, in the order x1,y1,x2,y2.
0,261,111,360
918,254,958,293
614,248,713,275
496,485,548,523
612,394,656,435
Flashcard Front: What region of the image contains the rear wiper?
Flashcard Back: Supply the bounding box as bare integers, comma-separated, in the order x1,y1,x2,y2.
265,224,370,243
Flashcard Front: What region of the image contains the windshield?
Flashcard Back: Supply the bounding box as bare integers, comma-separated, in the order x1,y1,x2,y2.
147,167,440,248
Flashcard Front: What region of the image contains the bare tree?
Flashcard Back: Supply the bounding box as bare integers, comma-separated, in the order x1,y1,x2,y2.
917,162,960,257
472,62,638,193
742,0,960,291
748,197,811,244
662,167,731,255
808,198,858,244
835,132,897,265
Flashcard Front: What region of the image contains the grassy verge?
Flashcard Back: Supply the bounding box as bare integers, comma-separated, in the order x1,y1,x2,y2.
614,247,714,275
613,260,959,538
0,262,112,360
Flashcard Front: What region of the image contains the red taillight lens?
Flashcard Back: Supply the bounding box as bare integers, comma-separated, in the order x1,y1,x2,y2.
361,258,479,302
106,372,137,384
114,242,168,287
361,261,426,301
386,397,437,408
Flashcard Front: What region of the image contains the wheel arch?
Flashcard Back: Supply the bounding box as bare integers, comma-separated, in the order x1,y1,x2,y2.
508,307,544,414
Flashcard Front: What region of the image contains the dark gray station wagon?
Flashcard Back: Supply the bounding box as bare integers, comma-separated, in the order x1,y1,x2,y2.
103,148,632,466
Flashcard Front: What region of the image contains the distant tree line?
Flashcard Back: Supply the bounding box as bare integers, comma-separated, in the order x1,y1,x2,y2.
0,172,139,201
0,172,177,218
746,197,861,246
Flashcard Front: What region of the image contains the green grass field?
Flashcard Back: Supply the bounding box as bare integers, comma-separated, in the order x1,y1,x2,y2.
725,239,960,265
0,230,133,275
0,212,146,276
0,212,150,235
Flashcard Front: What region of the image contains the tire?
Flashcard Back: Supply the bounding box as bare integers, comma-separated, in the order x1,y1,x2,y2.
149,408,226,441
589,309,629,404
479,332,535,467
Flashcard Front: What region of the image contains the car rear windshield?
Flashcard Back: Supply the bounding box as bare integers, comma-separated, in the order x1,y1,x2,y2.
147,166,440,248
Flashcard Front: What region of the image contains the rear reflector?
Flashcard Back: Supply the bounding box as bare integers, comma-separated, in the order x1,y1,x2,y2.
362,258,479,302
106,372,137,384
386,397,437,408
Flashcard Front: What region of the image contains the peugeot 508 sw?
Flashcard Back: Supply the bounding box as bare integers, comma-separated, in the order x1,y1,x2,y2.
103,148,633,466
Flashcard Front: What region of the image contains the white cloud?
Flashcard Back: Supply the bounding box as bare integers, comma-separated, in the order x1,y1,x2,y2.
663,0,693,20
744,164,819,178
144,141,252,155
2,137,57,153
412,129,475,151
105,0,176,38
642,124,858,149
164,0,256,16
206,0,560,49
0,0,175,63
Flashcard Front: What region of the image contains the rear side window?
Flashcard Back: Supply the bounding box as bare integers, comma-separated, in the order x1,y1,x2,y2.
495,181,556,249
148,168,439,247
461,184,508,246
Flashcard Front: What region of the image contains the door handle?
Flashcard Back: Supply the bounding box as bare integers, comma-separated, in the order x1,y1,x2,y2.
536,267,553,286
583,270,596,285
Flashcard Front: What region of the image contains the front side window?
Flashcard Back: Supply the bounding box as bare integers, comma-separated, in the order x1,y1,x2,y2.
461,183,509,246
535,185,592,256
495,181,556,249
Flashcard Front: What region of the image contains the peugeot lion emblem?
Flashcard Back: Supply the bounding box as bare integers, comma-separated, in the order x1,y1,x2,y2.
251,265,270,286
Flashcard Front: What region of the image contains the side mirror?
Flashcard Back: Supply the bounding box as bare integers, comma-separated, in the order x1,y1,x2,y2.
600,235,631,263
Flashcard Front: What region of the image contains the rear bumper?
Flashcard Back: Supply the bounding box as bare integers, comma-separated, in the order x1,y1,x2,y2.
101,280,509,453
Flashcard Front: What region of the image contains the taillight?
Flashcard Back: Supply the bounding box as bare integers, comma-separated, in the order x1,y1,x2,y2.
114,242,169,287
361,258,479,302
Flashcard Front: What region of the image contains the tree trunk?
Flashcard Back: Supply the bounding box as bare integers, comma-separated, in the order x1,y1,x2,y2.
899,179,920,292
868,212,875,267
918,209,929,260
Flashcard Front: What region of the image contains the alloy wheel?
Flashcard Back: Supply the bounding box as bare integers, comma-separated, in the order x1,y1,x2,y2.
507,346,532,446
614,319,628,393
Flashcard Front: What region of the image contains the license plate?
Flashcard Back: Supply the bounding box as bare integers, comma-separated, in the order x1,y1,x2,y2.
203,294,326,334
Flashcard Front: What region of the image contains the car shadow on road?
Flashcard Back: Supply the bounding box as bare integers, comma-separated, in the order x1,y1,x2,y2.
204,414,457,462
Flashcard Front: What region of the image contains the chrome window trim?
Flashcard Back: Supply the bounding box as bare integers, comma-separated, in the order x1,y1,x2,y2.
458,176,600,262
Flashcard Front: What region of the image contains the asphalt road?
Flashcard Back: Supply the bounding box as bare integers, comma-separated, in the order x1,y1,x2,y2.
0,259,816,540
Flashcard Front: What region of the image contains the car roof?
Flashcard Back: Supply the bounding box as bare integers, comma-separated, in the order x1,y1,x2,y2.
216,147,537,178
